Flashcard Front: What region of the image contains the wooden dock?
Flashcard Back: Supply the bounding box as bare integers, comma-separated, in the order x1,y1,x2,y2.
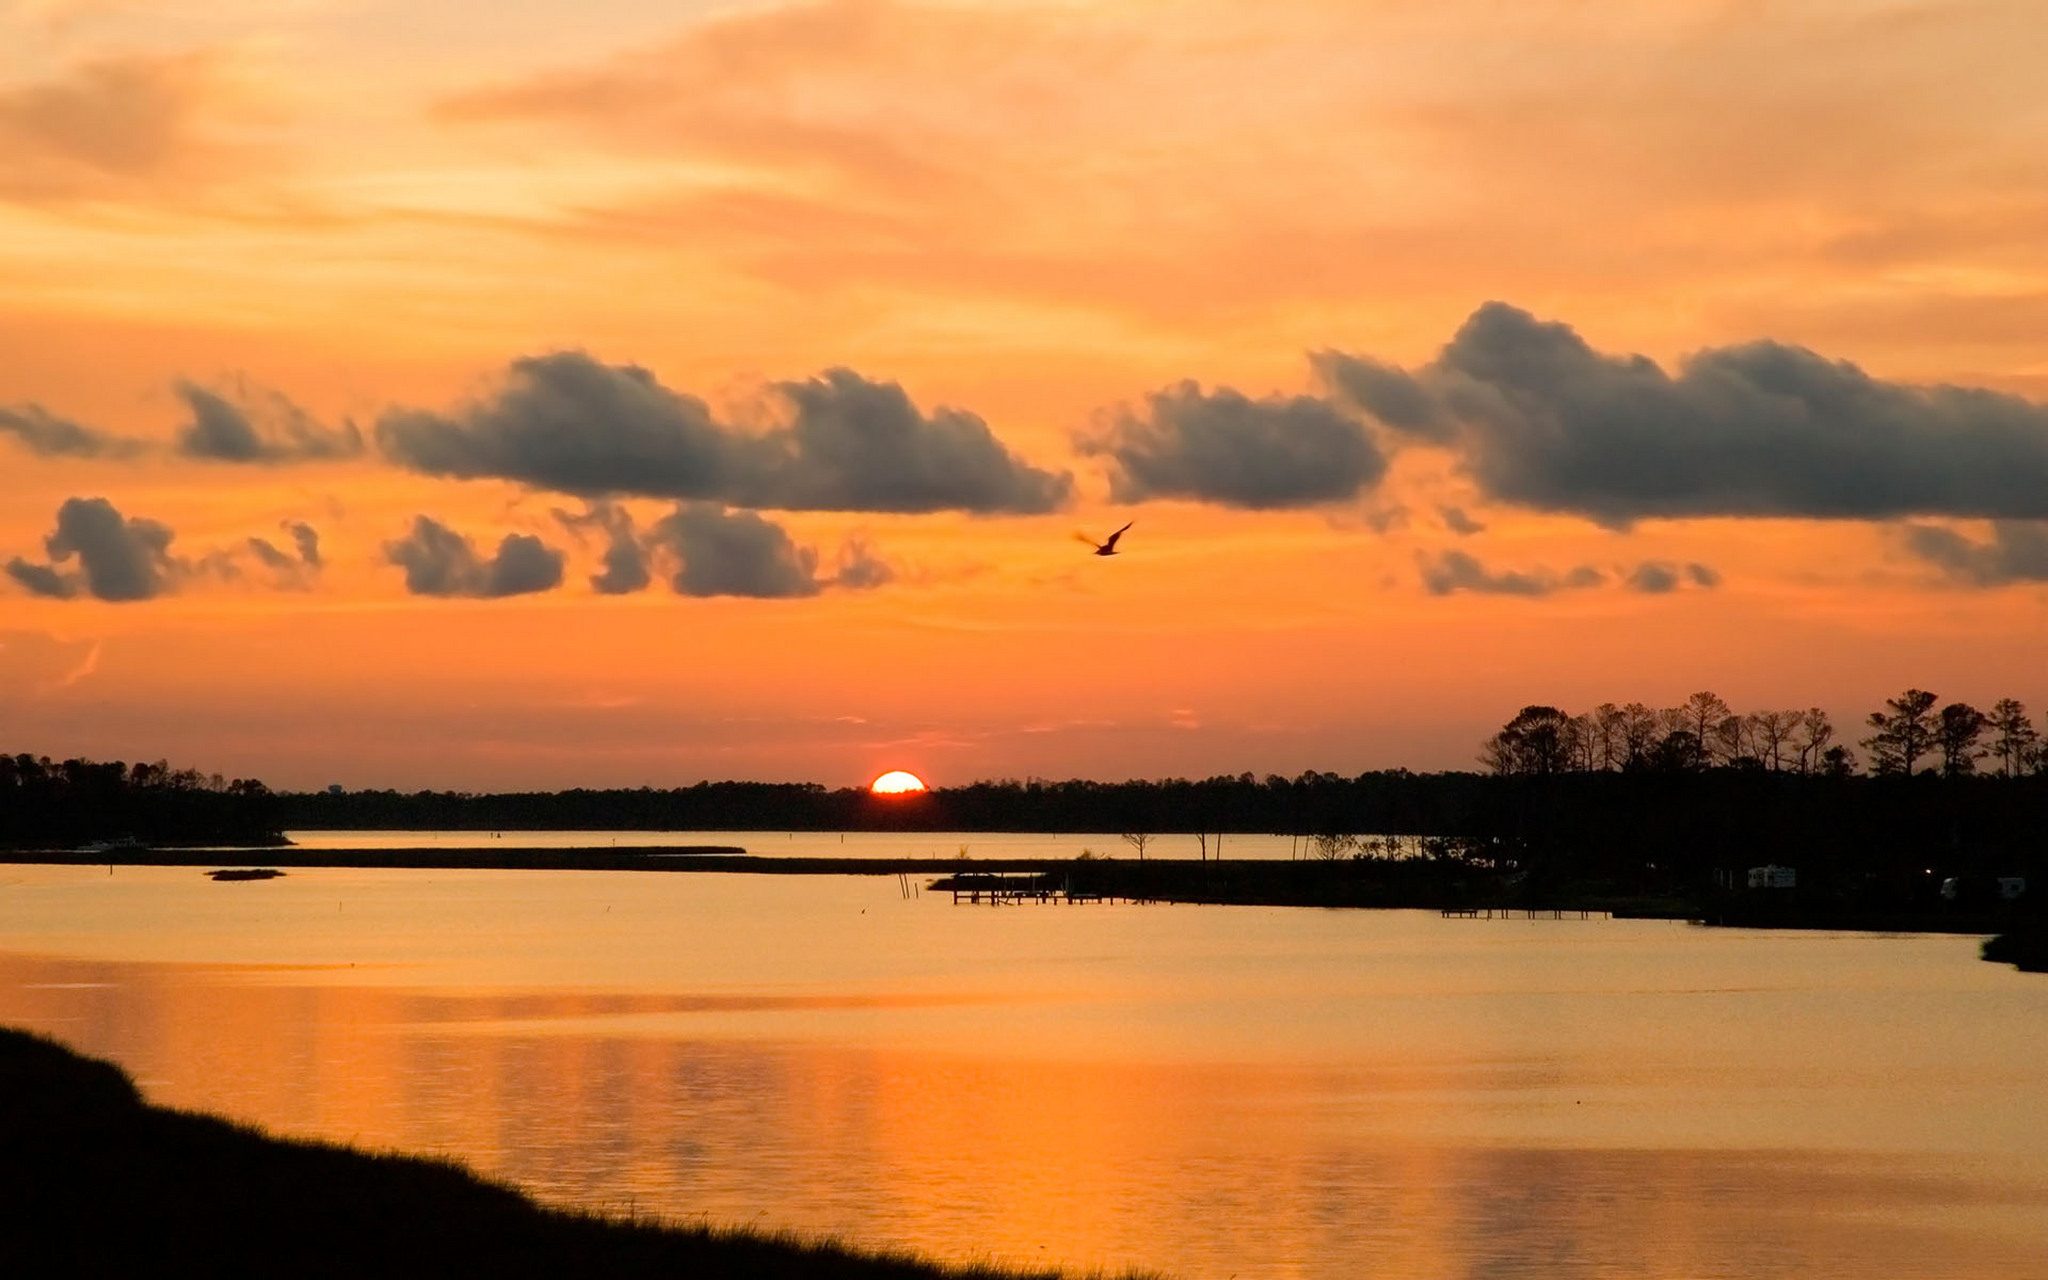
1440,906,1609,920
946,872,1139,905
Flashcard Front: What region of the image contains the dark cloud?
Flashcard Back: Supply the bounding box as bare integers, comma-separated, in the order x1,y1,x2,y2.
1438,504,1485,536
1624,562,1680,593
377,353,1069,514
1685,562,1722,587
1081,381,1387,509
175,382,362,463
286,521,322,569
1419,549,1603,597
246,520,322,587
5,559,76,599
554,501,651,595
551,500,894,597
0,405,143,458
485,535,566,597
743,369,1070,513
245,537,297,573
1322,302,2048,525
592,536,651,593
6,496,179,602
379,355,732,497
384,516,565,598
650,504,820,599
1905,521,2048,585
1311,353,1451,442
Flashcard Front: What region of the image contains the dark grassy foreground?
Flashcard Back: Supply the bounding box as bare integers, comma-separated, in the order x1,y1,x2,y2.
0,1028,1154,1280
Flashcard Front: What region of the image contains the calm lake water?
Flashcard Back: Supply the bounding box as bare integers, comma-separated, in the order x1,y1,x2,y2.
3,862,2045,1279
270,829,1312,859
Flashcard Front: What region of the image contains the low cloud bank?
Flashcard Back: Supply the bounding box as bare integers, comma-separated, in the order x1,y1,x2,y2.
1420,548,1721,598
1420,549,1603,597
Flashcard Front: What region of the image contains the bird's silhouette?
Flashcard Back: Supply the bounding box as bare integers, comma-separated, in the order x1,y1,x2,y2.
1077,521,1134,556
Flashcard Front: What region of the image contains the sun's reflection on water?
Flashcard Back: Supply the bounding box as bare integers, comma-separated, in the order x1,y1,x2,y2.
2,866,2046,1278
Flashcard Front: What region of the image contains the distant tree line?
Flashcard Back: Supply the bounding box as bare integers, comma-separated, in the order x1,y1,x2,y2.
0,754,282,848
1481,690,2045,779
9,703,2045,922
275,773,1499,842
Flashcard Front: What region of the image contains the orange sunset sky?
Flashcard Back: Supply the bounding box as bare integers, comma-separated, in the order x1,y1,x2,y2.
3,0,2046,790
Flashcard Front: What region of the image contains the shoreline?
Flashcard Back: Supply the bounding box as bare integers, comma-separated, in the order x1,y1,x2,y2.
4,847,2031,947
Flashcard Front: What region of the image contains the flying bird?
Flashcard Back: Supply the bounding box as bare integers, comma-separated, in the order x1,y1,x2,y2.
1077,521,1134,556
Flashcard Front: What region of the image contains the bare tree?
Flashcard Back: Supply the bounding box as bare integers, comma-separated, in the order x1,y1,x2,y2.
1570,714,1598,772
1795,708,1834,774
1593,703,1627,771
1987,699,2038,777
1120,831,1153,860
1621,702,1660,769
1479,732,1515,776
1750,709,1803,772
1711,713,1758,767
1682,692,1733,764
1309,832,1357,861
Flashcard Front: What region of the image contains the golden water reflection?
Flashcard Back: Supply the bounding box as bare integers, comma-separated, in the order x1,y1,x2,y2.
6,947,2045,1280
4,866,2047,1278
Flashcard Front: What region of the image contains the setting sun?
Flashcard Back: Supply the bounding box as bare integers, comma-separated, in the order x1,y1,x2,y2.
869,771,927,795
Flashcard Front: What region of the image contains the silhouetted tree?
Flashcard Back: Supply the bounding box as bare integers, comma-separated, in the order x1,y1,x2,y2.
1750,709,1802,772
1711,714,1750,767
1620,702,1660,769
1308,832,1357,861
1937,702,1989,777
1591,703,1627,771
1681,692,1733,767
1863,689,1939,776
1795,708,1835,775
1988,699,2038,778
1483,706,1576,775
1569,713,1598,771
1651,730,1705,773
1119,831,1153,860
